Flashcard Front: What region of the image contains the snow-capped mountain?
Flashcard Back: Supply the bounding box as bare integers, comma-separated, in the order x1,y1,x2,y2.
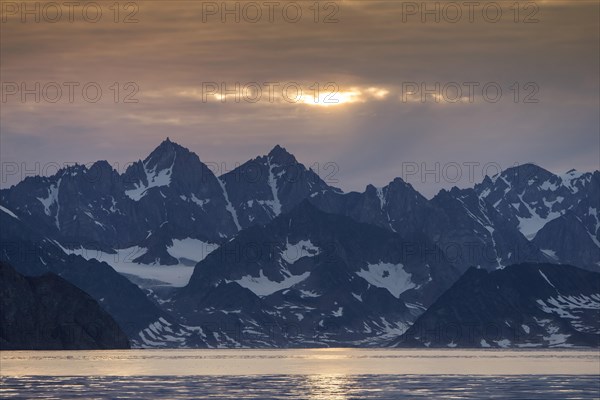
2,140,596,273
173,201,459,346
475,164,599,270
0,139,239,266
393,263,600,348
426,187,545,272
219,145,341,229
0,140,341,268
1,139,598,348
312,179,546,272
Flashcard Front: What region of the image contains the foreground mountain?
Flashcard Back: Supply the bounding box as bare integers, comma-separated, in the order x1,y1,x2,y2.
0,262,130,350
173,201,459,347
0,205,207,348
392,263,600,348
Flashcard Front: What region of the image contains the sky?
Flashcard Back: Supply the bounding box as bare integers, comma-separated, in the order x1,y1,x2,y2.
1,0,599,197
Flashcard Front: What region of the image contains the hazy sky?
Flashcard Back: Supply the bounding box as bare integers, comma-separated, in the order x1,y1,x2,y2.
1,0,598,197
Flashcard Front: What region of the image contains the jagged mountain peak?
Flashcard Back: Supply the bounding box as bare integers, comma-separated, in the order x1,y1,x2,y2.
365,177,424,200
388,176,412,188
432,185,467,200
267,144,297,165
123,138,219,193
89,159,113,171
365,183,379,193
494,163,555,186
145,137,193,165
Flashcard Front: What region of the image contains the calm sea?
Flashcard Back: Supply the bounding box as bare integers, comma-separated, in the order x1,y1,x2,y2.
1,349,599,399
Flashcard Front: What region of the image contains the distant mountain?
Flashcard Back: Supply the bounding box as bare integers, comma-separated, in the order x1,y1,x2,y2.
475,165,599,270
392,263,600,348
174,201,459,346
0,261,130,350
0,140,341,267
1,140,596,272
219,145,341,229
312,179,546,272
426,187,546,272
0,138,238,265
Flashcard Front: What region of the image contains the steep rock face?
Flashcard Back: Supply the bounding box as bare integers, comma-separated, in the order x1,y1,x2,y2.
533,213,600,270
476,164,580,239
218,145,341,230
392,263,600,348
121,138,238,243
313,178,433,237
0,139,238,265
313,181,545,273
0,262,130,350
174,201,459,347
475,165,599,270
0,162,132,249
427,188,545,272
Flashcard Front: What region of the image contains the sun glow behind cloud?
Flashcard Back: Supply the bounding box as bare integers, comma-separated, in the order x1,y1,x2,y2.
1,0,598,195
162,85,391,107
301,87,390,107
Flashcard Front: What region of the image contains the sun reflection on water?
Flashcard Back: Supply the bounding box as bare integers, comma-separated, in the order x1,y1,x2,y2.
305,374,352,400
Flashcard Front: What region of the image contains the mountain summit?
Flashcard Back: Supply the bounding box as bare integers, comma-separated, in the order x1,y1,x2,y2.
267,144,297,165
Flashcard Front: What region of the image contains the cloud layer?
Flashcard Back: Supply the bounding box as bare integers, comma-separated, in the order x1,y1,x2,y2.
1,0,598,196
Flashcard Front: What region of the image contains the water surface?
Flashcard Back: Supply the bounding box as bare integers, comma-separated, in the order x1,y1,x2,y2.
1,349,598,399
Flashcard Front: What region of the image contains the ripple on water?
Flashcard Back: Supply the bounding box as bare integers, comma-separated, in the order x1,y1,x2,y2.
1,375,599,399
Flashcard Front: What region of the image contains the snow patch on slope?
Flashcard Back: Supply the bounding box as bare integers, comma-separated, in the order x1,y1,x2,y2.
37,179,61,228
0,205,19,219
356,262,415,298
66,246,195,287
125,156,175,201
235,270,310,297
537,293,600,334
167,238,217,265
217,177,241,231
266,157,283,217
376,187,386,209
133,317,207,348
516,192,562,239
282,239,320,264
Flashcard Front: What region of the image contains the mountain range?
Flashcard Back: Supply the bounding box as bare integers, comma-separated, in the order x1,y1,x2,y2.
1,139,598,348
